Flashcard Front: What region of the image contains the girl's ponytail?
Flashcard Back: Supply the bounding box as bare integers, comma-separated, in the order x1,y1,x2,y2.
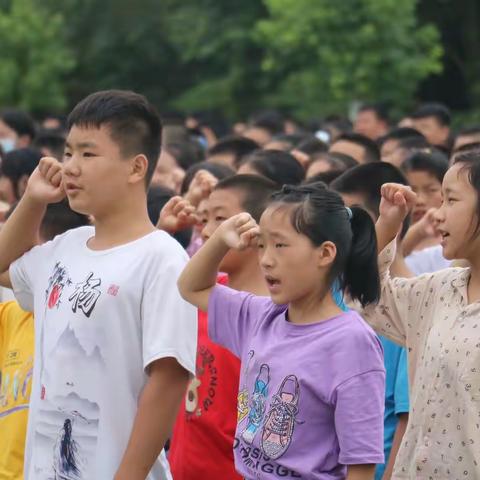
343,206,380,307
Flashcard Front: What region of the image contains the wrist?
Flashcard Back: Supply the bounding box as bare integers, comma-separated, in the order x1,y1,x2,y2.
20,192,49,211
377,216,401,242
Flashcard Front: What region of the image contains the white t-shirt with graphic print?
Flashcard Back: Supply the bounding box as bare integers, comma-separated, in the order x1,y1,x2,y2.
9,226,197,480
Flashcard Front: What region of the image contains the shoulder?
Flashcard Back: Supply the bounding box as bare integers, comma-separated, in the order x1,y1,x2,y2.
45,225,94,251
0,300,32,328
337,311,384,357
143,230,189,263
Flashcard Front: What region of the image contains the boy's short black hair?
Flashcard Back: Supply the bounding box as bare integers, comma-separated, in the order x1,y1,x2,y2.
180,161,235,195
67,90,162,185
166,139,205,171
207,135,259,168
333,132,381,163
304,170,345,186
1,109,36,140
248,110,285,135
358,103,390,123
214,174,278,222
40,200,90,241
0,148,42,198
412,103,451,126
296,137,329,156
331,162,409,219
453,142,480,155
33,130,66,160
241,149,305,186
456,125,480,137
401,149,449,183
378,127,425,146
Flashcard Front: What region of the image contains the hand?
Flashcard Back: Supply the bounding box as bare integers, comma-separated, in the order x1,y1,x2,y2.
24,157,66,205
157,196,197,233
216,213,259,250
185,170,218,207
416,208,441,239
379,183,417,234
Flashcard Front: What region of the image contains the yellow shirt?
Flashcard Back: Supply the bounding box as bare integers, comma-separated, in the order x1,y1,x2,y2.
363,241,480,479
0,302,34,480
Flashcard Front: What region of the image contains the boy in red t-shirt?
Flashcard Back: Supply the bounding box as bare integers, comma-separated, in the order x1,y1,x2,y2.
161,174,277,479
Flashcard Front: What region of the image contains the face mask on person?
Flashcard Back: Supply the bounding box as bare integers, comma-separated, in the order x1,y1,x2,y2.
0,138,15,153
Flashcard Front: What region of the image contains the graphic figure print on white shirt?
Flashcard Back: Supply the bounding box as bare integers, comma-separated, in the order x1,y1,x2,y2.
10,226,197,480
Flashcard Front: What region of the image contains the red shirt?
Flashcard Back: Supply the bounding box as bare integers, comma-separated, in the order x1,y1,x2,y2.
169,306,242,480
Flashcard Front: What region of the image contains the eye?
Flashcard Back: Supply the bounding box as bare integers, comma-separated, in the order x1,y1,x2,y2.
275,243,287,248
83,152,96,157
64,151,72,158
257,243,265,249
215,216,226,222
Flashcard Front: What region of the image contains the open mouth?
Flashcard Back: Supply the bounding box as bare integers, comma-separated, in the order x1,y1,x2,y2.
265,275,281,290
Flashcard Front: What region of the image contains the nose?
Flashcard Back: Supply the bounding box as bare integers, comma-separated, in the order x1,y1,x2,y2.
259,245,274,269
63,153,80,177
416,191,426,206
433,204,445,223
201,219,215,242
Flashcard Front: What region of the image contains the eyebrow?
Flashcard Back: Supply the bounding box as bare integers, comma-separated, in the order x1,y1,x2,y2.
65,141,98,149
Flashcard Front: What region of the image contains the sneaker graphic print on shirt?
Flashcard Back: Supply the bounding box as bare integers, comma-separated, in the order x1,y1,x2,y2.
241,363,270,444
237,350,254,423
262,375,302,460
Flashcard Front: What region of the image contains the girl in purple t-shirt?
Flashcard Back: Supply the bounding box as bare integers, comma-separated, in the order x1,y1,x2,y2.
178,183,385,480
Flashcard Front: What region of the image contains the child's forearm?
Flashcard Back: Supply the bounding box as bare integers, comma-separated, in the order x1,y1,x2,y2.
178,231,229,311
375,218,400,255
346,464,375,480
401,223,427,257
382,414,408,480
114,358,189,480
0,194,45,272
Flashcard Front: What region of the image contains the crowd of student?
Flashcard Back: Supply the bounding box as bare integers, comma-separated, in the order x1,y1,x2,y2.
0,92,480,480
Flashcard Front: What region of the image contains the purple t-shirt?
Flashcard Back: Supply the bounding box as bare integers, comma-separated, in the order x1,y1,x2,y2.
209,285,385,480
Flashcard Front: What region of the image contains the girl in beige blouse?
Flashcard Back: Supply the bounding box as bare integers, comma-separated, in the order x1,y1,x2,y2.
363,149,480,479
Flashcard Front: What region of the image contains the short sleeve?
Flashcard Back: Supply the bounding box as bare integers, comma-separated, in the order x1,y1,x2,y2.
208,284,272,358
9,243,50,312
362,239,444,346
334,370,385,465
394,347,410,415
141,247,197,376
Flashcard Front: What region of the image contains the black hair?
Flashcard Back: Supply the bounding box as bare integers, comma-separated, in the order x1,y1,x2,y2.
0,148,42,200
378,127,425,147
331,162,409,219
268,183,380,307
412,103,451,127
241,149,305,186
453,149,480,234
453,142,480,155
166,139,205,171
248,110,285,135
33,130,66,160
42,113,67,131
295,137,329,156
207,136,259,168
304,170,345,186
269,133,309,150
180,161,235,195
456,125,480,137
214,174,278,222
358,103,390,123
147,185,192,248
0,109,36,140
67,90,162,185
401,149,449,183
333,133,381,163
40,200,90,241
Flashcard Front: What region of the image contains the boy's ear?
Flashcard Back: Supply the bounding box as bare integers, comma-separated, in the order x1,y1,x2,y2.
316,241,337,268
129,154,149,184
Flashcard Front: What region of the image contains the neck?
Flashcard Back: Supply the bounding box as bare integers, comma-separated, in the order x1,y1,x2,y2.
89,193,154,250
228,260,268,296
288,290,342,325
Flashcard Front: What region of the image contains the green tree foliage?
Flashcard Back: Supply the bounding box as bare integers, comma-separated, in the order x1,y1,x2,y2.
0,0,74,112
257,0,443,117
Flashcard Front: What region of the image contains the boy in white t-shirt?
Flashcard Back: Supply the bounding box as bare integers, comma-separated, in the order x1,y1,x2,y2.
0,90,197,480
